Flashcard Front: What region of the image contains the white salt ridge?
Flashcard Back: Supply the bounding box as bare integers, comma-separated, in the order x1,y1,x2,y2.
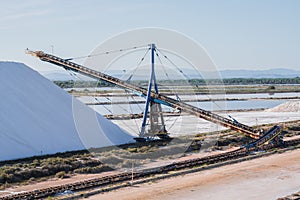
266,100,300,112
0,62,133,161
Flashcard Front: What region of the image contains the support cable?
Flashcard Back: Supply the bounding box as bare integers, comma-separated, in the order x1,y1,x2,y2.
66,69,115,115
68,69,140,135
126,47,151,82
66,45,152,135
155,48,228,116
124,48,152,133
65,44,150,61
154,49,181,130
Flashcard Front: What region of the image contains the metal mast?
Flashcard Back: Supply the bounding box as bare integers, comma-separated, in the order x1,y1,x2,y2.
139,44,167,140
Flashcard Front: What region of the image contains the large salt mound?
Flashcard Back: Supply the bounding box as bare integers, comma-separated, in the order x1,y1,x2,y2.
0,62,133,161
266,100,300,112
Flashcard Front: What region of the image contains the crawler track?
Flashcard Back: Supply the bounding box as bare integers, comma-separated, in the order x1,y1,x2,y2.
1,138,299,200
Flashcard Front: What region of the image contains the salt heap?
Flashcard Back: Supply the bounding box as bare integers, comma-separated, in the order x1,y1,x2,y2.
266,100,300,112
0,62,133,161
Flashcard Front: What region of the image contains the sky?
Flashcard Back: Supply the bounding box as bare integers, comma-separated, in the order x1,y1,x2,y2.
0,0,299,73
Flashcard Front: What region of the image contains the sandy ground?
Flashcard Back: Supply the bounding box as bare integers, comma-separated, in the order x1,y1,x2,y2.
0,171,119,197
0,147,240,197
87,148,300,200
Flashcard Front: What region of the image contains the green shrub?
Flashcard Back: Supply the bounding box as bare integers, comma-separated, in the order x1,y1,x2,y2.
74,165,111,174
55,171,67,179
267,85,276,90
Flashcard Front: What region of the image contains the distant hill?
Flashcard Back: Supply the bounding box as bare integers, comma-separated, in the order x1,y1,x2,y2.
43,68,300,81
219,68,300,79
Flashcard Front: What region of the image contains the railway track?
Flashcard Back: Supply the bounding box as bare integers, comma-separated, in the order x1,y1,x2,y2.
1,138,299,200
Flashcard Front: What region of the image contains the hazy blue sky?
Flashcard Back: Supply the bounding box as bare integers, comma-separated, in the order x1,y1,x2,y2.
1,0,299,72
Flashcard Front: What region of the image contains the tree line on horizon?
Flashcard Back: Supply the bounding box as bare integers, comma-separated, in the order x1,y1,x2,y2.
53,77,300,88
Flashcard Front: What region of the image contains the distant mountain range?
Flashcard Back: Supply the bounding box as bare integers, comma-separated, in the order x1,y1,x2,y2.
219,68,300,79
42,68,300,81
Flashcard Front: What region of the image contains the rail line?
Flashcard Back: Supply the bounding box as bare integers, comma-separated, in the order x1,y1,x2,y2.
2,138,299,200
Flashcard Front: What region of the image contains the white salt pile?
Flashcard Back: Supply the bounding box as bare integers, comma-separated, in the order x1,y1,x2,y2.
0,62,133,161
266,100,300,112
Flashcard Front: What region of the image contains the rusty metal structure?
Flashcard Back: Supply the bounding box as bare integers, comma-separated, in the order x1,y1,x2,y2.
26,49,265,139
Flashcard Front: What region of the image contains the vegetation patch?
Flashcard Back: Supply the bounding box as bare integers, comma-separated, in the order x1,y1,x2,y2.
0,120,299,189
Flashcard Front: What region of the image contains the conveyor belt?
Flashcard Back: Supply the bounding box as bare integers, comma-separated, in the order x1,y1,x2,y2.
26,50,262,139
245,125,283,148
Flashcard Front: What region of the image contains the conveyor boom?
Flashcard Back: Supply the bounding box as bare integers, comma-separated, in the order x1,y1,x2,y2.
27,50,262,139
